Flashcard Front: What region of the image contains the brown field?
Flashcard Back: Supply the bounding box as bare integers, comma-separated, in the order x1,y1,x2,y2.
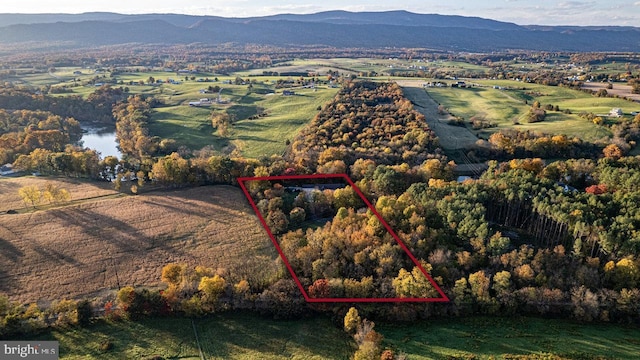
0,176,119,213
581,82,640,104
0,181,280,304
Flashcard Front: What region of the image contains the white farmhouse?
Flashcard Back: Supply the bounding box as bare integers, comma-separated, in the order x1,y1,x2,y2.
609,108,623,117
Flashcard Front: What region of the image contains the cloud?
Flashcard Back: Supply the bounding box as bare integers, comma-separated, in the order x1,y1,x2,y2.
555,1,596,11
260,4,325,14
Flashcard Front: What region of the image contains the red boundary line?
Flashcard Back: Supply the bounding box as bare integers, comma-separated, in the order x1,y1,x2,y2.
237,173,449,303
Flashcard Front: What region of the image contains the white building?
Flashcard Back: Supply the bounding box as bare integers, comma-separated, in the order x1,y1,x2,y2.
609,108,623,117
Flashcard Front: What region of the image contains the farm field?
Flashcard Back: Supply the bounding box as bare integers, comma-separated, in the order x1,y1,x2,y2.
1,63,342,158
424,79,639,141
30,314,640,359
0,179,280,303
149,84,338,157
399,81,479,150
230,87,338,158
379,316,640,359
581,82,640,103
35,313,354,360
236,58,492,78
0,176,118,213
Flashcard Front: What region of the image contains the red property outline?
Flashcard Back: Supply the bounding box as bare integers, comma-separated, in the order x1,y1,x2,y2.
237,173,449,303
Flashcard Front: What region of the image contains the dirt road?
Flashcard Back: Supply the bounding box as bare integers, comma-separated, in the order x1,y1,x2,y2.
397,80,479,150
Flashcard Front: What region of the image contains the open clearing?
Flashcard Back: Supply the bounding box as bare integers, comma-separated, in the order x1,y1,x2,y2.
398,80,479,150
0,176,118,213
0,180,279,304
230,88,338,158
380,316,640,359
36,313,354,360
581,82,640,103
147,79,339,157
31,313,640,359
424,79,638,141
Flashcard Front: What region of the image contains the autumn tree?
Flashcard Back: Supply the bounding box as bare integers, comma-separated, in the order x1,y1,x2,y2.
603,144,623,160
151,152,192,186
266,209,289,235
198,275,226,305
42,183,71,204
161,263,184,288
353,319,383,360
344,307,361,334
18,185,41,208
211,112,231,137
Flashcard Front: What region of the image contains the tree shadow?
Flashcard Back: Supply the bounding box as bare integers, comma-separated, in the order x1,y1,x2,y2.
0,228,24,261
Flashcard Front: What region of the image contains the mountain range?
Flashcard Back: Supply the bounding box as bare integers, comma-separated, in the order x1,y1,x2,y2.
0,10,638,52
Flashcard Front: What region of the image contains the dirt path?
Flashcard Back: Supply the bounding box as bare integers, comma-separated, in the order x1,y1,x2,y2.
397,80,479,150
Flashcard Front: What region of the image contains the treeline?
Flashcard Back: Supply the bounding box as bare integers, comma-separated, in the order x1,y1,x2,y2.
112,94,160,159
3,161,640,339
0,85,127,125
473,129,602,161
0,109,82,164
12,147,102,178
0,296,93,337
476,117,640,163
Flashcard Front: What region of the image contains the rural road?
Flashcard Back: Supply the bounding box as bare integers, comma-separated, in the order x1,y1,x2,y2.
397,80,479,150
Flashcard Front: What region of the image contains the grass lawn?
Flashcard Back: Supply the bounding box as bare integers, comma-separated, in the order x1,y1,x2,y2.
149,104,228,151
27,314,640,359
230,88,338,158
34,313,354,360
425,80,635,141
379,316,640,359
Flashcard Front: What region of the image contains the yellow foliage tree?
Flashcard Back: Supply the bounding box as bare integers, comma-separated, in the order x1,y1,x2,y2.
161,263,184,287
343,307,361,334
18,185,41,208
198,275,226,303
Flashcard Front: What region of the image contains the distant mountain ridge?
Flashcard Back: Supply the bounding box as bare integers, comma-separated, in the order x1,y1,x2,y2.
0,10,638,52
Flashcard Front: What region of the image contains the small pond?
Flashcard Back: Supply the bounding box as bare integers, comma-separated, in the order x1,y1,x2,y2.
79,127,121,159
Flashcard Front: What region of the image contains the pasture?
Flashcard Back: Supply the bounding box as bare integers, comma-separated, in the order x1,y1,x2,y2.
37,313,354,359
581,82,640,103
31,313,640,359
379,316,640,359
0,178,280,304
230,88,338,158
148,83,338,158
425,79,638,141
235,58,492,78
0,176,118,213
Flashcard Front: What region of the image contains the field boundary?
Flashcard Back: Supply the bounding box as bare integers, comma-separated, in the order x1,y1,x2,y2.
237,173,449,303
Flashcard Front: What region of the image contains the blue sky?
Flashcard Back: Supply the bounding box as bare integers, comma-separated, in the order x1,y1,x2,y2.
2,1,640,26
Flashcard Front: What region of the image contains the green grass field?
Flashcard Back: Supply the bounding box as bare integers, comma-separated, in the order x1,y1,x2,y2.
30,314,640,359
230,88,338,158
379,316,640,359
425,80,637,140
36,313,354,360
149,105,227,151
148,85,338,158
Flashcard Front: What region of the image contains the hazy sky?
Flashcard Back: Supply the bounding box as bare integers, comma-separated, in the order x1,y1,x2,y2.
2,1,640,26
